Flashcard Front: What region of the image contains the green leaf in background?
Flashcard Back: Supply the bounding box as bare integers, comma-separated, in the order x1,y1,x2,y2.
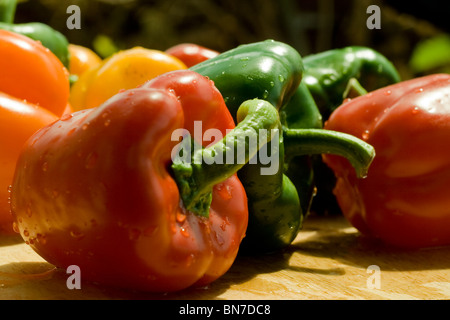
410,33,450,73
92,34,119,58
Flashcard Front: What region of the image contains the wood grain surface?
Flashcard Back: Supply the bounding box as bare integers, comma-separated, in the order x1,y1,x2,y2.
1,214,450,300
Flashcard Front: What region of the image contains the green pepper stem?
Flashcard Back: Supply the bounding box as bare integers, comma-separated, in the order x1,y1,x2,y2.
284,128,375,178
343,78,368,99
171,99,280,217
0,0,16,24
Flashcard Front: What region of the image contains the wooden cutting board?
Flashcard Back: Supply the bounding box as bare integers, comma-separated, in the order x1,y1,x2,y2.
1,214,450,300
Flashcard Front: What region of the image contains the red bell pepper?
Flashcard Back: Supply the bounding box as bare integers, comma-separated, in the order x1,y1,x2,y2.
323,73,450,248
10,70,280,292
165,43,219,67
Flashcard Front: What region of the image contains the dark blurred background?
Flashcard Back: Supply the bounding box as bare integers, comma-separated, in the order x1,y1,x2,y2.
12,0,450,79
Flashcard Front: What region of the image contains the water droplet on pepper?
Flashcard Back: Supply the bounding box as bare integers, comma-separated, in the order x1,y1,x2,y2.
60,114,73,121
362,130,370,140
70,230,84,240
85,152,98,169
12,222,19,234
26,203,32,217
176,212,186,223
215,183,232,200
185,254,195,267
67,127,76,136
215,231,225,246
36,233,47,245
143,225,158,237
128,228,141,241
180,227,190,238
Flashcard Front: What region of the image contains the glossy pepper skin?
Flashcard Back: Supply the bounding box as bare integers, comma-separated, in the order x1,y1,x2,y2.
10,70,280,292
192,40,375,253
0,93,58,233
70,47,187,110
0,30,69,232
192,40,303,120
323,74,450,248
0,29,70,117
0,0,70,68
67,44,102,84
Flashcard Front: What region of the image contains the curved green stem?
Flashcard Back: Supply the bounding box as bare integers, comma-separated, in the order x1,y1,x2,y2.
0,0,16,23
343,78,368,99
284,128,375,178
172,99,280,217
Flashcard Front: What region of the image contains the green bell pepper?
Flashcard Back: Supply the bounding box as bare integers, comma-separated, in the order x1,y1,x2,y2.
191,40,303,253
302,46,401,120
0,0,70,68
192,39,304,118
192,40,375,253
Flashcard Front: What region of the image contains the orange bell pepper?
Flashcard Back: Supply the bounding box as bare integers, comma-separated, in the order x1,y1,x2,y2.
69,46,187,110
0,30,68,233
0,93,58,233
68,44,102,77
0,29,70,117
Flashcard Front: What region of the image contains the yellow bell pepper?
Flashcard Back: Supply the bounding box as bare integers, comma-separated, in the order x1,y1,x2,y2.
68,44,102,77
70,47,187,110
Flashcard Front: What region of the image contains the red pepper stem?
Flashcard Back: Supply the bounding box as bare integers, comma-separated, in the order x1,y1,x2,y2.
171,99,280,217
284,128,375,179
